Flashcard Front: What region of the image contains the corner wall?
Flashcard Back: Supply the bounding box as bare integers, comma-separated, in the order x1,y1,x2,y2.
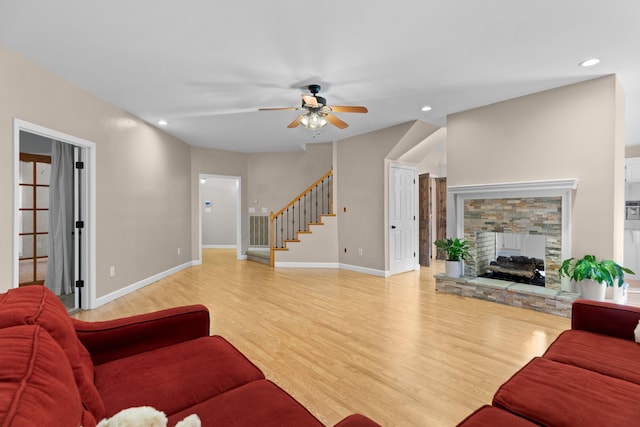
447,75,625,262
0,44,192,298
336,123,413,272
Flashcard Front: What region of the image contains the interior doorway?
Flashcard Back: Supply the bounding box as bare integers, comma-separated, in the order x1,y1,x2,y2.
198,174,242,262
388,163,418,275
14,120,96,310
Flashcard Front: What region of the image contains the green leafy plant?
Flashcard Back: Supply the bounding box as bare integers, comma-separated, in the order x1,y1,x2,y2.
434,237,471,262
559,255,634,287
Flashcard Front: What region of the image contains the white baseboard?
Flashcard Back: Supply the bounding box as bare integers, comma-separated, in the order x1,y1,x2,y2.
274,262,340,268
91,261,194,309
339,263,387,277
273,261,386,277
203,245,237,249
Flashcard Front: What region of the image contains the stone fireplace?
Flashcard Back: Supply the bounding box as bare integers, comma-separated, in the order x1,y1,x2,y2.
464,197,562,288
448,179,578,291
434,179,579,317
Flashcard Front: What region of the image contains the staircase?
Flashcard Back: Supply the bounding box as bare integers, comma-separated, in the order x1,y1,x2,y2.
246,248,270,265
248,169,334,267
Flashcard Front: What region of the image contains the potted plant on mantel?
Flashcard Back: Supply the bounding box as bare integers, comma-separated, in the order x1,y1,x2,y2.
559,255,634,302
434,237,471,278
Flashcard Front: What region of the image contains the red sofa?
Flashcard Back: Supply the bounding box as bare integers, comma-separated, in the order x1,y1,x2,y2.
0,285,379,427
458,299,640,426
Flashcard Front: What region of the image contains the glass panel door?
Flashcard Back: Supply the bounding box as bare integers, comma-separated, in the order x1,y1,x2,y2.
18,154,50,285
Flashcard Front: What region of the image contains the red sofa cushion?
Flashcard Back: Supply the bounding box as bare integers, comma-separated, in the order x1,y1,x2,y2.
94,335,265,417
456,405,538,426
0,325,94,427
0,286,105,420
493,357,640,426
167,379,324,426
544,329,640,385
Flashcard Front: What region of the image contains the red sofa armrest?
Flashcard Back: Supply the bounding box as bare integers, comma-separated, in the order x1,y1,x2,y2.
571,299,640,341
72,304,210,365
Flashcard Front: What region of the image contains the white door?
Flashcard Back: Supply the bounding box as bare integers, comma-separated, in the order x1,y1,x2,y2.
389,165,416,274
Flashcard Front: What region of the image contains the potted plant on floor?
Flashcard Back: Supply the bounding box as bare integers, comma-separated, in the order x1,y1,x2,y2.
559,255,634,302
434,237,471,278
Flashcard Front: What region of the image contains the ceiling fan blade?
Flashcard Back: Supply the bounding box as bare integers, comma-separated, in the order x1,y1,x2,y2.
329,106,368,113
326,114,349,129
302,95,318,107
287,114,306,128
259,107,299,111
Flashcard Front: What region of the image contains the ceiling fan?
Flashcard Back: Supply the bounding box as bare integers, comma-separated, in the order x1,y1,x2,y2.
259,84,368,130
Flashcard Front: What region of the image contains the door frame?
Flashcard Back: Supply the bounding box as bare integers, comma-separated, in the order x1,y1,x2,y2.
387,162,418,275
13,119,96,309
197,174,243,262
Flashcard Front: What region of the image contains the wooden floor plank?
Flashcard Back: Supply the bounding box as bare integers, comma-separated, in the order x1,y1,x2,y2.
73,249,571,426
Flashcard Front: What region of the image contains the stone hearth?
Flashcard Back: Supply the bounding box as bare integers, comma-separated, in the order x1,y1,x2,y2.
435,274,579,317
439,179,579,314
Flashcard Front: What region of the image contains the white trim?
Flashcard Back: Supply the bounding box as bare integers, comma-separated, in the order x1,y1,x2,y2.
198,174,243,263
275,262,340,269
272,262,387,277
448,178,578,269
448,179,578,196
339,263,387,277
13,119,97,310
93,261,193,308
203,244,237,249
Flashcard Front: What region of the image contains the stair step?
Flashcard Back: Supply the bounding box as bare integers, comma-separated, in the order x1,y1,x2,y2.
246,249,270,265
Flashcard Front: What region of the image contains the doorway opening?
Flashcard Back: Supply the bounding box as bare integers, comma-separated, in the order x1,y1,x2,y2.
14,120,96,310
198,174,242,263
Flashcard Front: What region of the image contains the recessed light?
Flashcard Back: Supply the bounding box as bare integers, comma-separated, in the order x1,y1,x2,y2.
421,105,432,112
157,120,168,126
579,58,600,67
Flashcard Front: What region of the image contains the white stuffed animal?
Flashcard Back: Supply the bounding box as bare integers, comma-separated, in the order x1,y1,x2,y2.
97,406,201,427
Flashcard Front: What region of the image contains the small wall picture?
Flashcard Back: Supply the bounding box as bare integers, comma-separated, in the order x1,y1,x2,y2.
204,200,212,208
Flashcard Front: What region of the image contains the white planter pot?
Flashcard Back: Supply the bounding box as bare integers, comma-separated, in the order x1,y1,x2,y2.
579,279,606,301
605,282,628,304
445,260,462,278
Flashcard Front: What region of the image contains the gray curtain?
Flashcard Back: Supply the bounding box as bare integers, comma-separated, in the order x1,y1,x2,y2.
45,140,74,295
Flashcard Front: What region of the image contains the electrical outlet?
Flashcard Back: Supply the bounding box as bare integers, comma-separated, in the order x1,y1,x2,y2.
109,266,115,277
358,248,363,256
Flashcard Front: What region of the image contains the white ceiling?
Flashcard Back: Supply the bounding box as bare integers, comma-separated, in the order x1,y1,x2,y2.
1,1,639,153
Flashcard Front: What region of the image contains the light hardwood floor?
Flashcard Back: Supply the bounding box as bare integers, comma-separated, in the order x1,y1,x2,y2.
73,249,571,426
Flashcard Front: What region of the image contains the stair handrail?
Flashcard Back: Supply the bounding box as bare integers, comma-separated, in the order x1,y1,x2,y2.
269,169,334,266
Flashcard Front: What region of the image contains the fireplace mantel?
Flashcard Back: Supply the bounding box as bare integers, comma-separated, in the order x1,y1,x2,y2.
448,179,578,198
447,179,578,290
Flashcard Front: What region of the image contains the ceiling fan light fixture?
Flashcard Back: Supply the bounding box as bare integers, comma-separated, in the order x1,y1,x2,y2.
300,112,328,130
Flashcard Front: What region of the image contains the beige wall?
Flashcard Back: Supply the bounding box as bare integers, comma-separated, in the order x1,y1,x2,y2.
190,147,248,260
0,45,192,297
247,143,333,213
337,123,413,271
448,75,625,262
626,146,640,158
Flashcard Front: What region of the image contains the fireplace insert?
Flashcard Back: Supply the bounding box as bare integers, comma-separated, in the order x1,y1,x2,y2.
481,255,545,286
